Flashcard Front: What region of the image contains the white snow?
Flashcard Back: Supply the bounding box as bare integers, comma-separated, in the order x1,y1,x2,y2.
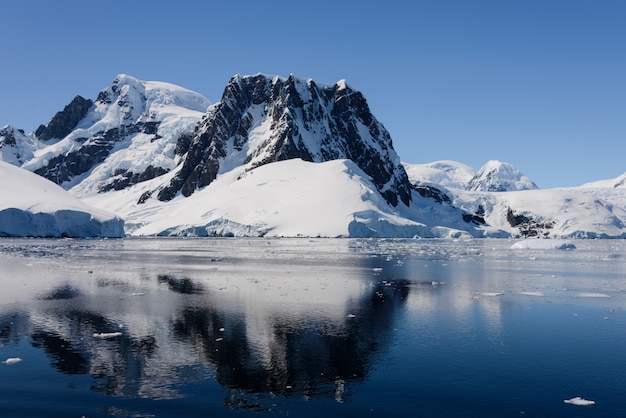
86,158,435,238
0,161,123,237
510,240,576,250
403,160,476,190
468,160,538,192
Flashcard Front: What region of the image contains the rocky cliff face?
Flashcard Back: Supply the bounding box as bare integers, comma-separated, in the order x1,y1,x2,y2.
34,95,93,141
157,74,412,206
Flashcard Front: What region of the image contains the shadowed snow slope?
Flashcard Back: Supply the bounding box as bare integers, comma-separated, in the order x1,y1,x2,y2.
0,161,123,237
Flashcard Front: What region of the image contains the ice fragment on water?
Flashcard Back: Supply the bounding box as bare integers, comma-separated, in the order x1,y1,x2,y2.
574,293,610,298
93,332,122,339
520,291,545,297
564,396,595,406
4,357,22,365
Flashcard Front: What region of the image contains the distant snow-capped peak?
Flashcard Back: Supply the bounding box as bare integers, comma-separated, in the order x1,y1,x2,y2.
468,160,538,192
0,125,38,166
403,160,476,190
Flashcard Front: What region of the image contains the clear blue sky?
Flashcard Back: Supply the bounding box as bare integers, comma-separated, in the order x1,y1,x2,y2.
1,0,624,188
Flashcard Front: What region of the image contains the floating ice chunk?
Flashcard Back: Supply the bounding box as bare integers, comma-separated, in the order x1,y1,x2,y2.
93,332,122,339
347,314,356,318
574,293,610,298
4,357,22,365
510,240,576,250
372,268,383,273
480,292,504,297
564,396,595,406
131,292,146,296
520,291,545,297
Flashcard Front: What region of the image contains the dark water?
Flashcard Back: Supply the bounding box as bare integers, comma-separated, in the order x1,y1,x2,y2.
0,238,625,417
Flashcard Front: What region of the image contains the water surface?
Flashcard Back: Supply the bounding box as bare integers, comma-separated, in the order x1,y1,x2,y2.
0,238,625,417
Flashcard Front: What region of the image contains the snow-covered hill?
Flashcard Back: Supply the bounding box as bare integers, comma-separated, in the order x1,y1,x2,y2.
84,158,467,238
580,172,626,189
0,161,123,237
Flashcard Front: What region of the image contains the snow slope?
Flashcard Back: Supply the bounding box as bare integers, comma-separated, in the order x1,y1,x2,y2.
451,186,626,239
402,160,476,190
0,161,123,237
84,159,456,238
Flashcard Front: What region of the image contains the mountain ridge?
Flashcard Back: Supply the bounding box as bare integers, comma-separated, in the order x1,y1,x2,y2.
1,74,625,238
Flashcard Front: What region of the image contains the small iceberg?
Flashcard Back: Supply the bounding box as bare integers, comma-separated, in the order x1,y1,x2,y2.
520,291,546,297
510,240,576,250
4,357,22,365
93,332,122,339
564,396,595,406
574,293,610,298
480,292,504,297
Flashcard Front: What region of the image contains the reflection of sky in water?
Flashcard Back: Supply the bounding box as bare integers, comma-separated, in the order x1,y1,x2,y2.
1,238,625,416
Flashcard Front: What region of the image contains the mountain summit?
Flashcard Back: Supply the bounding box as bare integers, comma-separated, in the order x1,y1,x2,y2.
156,74,411,206
22,74,210,195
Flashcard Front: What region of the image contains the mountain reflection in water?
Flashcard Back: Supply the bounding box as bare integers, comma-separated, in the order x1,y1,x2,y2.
0,238,409,406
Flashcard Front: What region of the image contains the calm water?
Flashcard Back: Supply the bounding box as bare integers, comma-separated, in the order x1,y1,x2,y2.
0,238,625,417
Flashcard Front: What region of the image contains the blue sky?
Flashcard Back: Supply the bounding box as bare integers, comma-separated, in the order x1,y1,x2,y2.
1,0,624,188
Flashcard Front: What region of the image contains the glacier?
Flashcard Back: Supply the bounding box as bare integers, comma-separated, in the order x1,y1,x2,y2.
0,161,123,237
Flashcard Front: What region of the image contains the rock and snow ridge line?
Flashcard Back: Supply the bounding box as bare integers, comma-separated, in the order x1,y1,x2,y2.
2,73,626,238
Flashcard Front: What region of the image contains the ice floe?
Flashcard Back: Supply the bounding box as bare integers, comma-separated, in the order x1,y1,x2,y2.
574,292,610,298
4,357,22,365
510,240,576,250
564,396,595,406
519,291,546,297
480,292,504,297
93,332,123,339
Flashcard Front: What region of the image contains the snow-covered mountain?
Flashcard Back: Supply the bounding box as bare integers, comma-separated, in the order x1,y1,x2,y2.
467,160,538,192
403,160,538,192
403,160,477,190
0,125,38,166
154,74,411,207
22,74,210,195
2,74,626,239
0,161,123,237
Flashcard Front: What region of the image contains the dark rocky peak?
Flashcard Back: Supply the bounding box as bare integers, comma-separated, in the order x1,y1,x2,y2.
0,125,19,146
158,74,412,207
35,95,93,141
